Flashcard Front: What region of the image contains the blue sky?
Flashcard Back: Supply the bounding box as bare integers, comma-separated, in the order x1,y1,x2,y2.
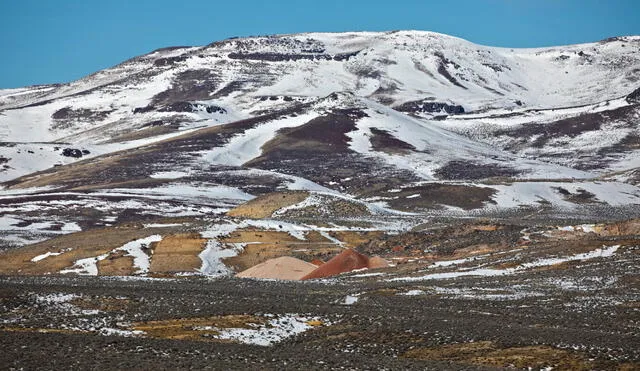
1,0,638,88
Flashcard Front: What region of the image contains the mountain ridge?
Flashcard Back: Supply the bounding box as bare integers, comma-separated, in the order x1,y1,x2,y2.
0,30,639,225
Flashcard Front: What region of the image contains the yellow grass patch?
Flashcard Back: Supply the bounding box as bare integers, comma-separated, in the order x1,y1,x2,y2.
403,341,604,370
132,315,265,341
227,191,309,218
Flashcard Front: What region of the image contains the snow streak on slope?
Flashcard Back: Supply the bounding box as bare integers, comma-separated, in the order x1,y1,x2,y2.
201,112,319,166
344,97,594,180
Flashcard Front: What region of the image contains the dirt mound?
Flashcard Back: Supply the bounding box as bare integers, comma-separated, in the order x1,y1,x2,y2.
227,191,309,218
236,256,318,280
301,249,370,280
367,256,390,269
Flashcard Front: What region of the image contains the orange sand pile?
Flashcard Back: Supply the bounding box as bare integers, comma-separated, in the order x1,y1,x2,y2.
301,249,370,280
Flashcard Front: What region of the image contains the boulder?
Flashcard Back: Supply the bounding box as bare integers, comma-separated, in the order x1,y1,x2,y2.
61,148,83,158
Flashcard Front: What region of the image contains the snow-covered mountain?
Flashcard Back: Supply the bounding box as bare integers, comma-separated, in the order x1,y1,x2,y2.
1,30,640,217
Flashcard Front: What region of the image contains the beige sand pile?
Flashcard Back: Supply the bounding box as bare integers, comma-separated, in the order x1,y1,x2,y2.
236,256,318,280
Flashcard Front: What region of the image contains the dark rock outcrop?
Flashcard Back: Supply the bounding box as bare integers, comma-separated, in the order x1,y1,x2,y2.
627,87,640,104
52,107,112,121
227,51,359,62
153,55,188,67
151,69,220,106
395,99,465,115
135,102,227,114
61,148,86,158
435,160,521,180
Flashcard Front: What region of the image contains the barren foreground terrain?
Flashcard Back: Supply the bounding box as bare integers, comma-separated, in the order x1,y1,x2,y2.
1,217,639,370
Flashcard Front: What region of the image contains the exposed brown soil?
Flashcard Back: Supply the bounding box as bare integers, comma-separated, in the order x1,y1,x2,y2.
104,124,178,143
370,183,497,210
247,109,366,158
360,222,521,258
3,106,307,191
216,228,345,271
149,233,206,274
598,218,640,235
69,296,134,312
327,231,383,248
369,127,416,154
240,108,421,195
437,62,467,89
367,256,390,269
224,242,343,272
277,195,372,218
0,227,157,275
303,231,336,243
97,251,135,276
221,230,304,244
150,69,220,106
1,248,639,370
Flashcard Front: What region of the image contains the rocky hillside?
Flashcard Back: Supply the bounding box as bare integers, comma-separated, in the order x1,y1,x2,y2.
0,31,639,249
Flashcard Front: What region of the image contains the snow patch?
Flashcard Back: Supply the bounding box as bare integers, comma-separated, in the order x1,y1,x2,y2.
116,235,162,274
390,245,620,282
342,295,359,305
60,235,162,276
31,248,72,262
399,290,426,296
198,222,242,276
214,314,326,346
150,171,189,179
